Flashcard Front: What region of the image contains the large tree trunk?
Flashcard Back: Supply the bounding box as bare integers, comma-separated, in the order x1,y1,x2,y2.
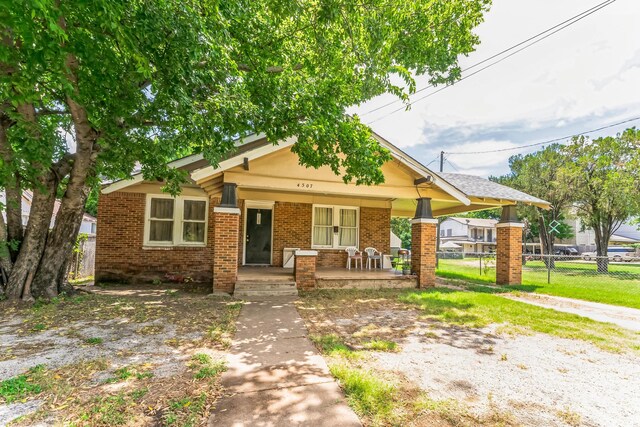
31,89,98,298
31,181,92,298
5,172,58,300
5,182,23,261
593,222,610,273
0,120,23,263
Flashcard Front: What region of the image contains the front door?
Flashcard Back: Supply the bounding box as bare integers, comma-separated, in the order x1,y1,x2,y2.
245,208,272,264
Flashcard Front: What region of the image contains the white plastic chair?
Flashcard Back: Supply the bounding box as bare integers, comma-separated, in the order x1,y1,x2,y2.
345,247,363,270
364,247,382,269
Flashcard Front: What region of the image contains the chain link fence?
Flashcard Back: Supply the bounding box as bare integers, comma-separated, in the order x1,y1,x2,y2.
436,252,640,286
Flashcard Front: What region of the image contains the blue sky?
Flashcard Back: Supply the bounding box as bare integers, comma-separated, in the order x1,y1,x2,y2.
352,0,640,177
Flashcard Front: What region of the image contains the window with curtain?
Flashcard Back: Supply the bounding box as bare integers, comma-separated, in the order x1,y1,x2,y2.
312,205,359,248
313,207,333,247
149,198,174,242
338,208,357,247
146,196,208,246
182,200,206,243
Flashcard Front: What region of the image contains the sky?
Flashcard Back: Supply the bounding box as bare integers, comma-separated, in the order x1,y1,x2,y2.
351,0,640,178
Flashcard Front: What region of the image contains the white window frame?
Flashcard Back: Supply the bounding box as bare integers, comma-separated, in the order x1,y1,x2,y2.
311,204,359,249
144,194,209,247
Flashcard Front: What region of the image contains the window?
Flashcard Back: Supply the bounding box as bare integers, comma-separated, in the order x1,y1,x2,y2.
145,195,208,246
446,229,452,237
312,205,359,248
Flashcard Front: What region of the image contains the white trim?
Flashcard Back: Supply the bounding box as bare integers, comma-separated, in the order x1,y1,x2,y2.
311,204,360,249
244,200,275,209
371,133,471,206
411,218,438,224
143,194,209,247
243,201,274,265
191,137,296,182
102,175,144,194
213,207,241,214
101,133,266,194
496,222,525,228
295,250,318,256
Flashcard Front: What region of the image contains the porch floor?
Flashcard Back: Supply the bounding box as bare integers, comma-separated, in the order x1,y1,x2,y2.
315,267,413,280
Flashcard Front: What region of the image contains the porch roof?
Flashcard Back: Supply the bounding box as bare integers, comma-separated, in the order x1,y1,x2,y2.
101,131,550,214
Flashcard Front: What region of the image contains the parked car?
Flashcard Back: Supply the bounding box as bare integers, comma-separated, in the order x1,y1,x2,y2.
581,247,635,262
554,247,579,260
622,252,640,262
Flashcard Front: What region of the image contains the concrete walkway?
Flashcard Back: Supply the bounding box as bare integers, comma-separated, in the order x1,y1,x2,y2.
503,293,640,331
209,297,361,427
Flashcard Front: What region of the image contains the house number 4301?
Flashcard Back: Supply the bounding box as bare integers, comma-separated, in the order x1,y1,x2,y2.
297,182,313,189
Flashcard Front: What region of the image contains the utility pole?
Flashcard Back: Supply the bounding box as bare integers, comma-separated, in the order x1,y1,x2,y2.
439,151,444,172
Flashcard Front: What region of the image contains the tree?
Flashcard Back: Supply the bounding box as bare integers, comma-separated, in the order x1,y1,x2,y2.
391,217,411,250
493,144,574,267
0,0,491,300
560,128,640,272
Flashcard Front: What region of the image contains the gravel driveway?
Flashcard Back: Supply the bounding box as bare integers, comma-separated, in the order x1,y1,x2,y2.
375,318,640,426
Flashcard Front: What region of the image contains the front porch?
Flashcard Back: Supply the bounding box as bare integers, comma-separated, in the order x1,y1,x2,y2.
236,266,418,294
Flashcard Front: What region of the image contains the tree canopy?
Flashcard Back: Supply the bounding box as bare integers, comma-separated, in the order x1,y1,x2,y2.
0,0,491,299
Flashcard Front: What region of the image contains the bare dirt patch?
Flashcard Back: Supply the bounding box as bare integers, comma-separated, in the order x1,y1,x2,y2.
0,284,241,426
298,289,640,426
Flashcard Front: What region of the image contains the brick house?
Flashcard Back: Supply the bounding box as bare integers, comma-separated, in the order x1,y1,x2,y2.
96,132,549,293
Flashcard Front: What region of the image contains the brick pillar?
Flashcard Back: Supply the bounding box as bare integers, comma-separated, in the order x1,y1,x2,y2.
294,250,317,290
411,218,438,287
212,206,240,294
496,205,524,285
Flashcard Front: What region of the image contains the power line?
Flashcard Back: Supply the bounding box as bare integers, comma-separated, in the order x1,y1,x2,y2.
445,158,460,172
444,115,640,155
364,0,616,124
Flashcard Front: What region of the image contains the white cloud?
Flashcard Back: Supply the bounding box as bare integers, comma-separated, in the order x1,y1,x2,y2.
352,0,640,176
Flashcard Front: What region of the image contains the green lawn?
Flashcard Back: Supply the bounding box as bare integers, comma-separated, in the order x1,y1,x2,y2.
436,258,640,309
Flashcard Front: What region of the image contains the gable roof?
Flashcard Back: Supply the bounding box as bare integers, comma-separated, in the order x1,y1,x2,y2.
101,131,550,210
446,217,498,228
439,173,549,208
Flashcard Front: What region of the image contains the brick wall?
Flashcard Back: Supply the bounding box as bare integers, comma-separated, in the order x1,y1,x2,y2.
97,192,393,282
271,203,391,268
95,191,214,283
411,220,437,287
272,202,312,266
496,224,523,285
213,209,240,293
294,254,317,290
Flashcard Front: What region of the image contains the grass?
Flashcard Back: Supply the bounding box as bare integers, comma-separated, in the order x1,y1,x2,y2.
190,353,227,380
329,363,397,424
437,258,640,309
2,287,242,425
0,365,46,403
400,288,640,353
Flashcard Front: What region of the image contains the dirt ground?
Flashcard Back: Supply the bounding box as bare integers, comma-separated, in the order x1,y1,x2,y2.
298,292,640,427
0,284,241,426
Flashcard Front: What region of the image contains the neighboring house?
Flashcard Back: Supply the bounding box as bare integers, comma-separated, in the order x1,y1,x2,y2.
0,190,97,235
558,215,640,253
439,217,498,254
96,131,549,292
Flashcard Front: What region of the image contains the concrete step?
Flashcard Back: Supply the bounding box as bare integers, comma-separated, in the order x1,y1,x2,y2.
234,281,299,297
234,288,299,297
235,282,297,290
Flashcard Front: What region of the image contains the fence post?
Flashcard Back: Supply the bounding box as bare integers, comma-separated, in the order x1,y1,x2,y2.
479,253,483,276
547,255,551,284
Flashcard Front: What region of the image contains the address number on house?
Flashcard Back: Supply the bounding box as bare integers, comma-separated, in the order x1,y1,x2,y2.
297,182,314,189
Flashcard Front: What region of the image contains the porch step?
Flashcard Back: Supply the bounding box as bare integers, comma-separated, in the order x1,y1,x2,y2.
233,281,298,297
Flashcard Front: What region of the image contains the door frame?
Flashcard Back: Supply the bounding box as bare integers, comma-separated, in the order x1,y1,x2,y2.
243,200,275,265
